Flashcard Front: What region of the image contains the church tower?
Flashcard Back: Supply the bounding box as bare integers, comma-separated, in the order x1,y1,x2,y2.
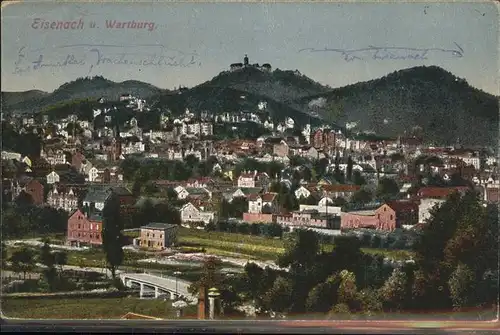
244,54,249,66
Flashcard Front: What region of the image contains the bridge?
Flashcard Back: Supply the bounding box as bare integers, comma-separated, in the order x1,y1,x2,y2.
119,272,197,304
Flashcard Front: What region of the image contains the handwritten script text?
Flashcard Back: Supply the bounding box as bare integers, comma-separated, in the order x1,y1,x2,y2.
298,43,464,62
12,44,200,75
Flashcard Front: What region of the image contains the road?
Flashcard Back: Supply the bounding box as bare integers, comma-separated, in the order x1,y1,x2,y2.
119,272,195,302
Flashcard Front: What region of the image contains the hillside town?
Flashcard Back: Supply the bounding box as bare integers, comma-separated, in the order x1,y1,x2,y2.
2,92,498,235
2,87,498,320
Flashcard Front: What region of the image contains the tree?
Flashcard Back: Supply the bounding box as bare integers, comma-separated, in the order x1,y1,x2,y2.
1,243,6,268
101,194,124,279
262,276,293,314
379,267,408,311
336,270,359,311
15,191,34,208
305,274,340,312
250,223,260,235
350,188,373,206
241,262,265,303
10,247,35,279
143,181,159,195
376,177,400,201
346,156,354,182
131,179,142,197
371,235,382,248
390,152,405,163
278,229,320,272
39,240,55,268
447,263,476,311
411,190,489,311
352,170,366,186
54,251,68,274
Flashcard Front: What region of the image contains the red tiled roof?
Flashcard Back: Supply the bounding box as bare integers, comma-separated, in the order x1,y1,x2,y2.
486,188,499,202
417,186,470,199
239,173,255,179
385,200,419,213
247,193,260,201
262,192,278,202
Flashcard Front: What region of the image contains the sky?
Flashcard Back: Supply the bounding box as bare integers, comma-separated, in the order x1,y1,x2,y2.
1,1,498,95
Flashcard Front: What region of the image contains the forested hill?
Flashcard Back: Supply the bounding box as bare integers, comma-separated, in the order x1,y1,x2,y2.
3,66,498,148
291,66,499,148
1,76,165,115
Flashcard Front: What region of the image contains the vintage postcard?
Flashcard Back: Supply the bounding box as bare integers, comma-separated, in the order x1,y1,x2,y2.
1,0,498,328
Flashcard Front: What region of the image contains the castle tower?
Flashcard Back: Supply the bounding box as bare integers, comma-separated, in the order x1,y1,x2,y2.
244,54,249,66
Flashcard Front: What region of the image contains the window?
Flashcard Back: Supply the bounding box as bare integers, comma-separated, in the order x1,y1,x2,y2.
78,224,81,229
384,207,386,212
160,234,163,239
390,215,393,220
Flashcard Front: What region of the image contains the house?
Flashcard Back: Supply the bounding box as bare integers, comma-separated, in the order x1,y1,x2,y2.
318,184,361,200
109,186,135,206
276,210,339,229
138,222,178,250
273,140,290,157
80,160,93,175
222,187,262,202
46,150,67,166
375,201,418,231
185,187,212,202
247,192,278,214
341,209,379,230
88,167,100,182
179,202,217,224
71,151,85,171
11,178,45,205
299,197,342,215
294,186,311,199
21,156,32,168
46,171,60,184
238,172,257,188
66,209,103,247
82,188,111,211
174,185,190,199
47,185,78,212
341,200,418,231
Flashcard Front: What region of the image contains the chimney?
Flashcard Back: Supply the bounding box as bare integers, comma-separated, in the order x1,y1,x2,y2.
197,286,207,320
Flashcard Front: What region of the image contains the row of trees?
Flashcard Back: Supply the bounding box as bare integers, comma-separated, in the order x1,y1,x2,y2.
120,155,221,185
2,204,68,239
7,242,68,291
205,220,288,239
189,190,498,316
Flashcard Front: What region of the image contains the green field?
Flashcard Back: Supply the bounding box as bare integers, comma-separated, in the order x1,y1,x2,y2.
177,228,414,261
7,228,414,274
1,297,197,319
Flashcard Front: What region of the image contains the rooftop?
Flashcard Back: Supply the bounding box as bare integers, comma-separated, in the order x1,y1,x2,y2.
142,222,178,230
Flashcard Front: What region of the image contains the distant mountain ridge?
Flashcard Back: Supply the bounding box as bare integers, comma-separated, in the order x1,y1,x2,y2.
290,66,499,147
1,76,165,115
2,66,498,148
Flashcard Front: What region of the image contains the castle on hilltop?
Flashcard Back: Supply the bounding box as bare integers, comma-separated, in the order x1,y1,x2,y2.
229,55,272,72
